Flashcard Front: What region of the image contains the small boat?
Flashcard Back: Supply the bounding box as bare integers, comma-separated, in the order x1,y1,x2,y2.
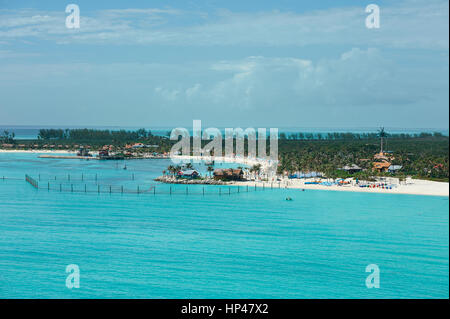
285,197,293,201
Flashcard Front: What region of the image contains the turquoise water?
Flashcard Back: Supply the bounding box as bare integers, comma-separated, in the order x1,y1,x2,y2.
0,153,448,298
2,126,449,139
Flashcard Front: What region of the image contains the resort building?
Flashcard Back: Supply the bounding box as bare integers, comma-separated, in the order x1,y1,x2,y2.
388,165,403,173
77,148,91,157
213,168,244,181
177,170,200,179
373,161,391,173
340,164,363,174
373,152,390,161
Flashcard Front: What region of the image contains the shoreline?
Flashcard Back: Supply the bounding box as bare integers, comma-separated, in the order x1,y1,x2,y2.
0,149,77,154
167,156,449,197
2,150,448,197
169,155,273,169
229,179,449,197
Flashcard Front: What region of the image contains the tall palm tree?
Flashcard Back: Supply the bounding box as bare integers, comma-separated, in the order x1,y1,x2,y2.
378,127,387,153
167,165,175,176
250,164,262,178
207,165,214,177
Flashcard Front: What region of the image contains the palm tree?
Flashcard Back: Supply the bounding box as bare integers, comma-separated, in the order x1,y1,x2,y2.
167,165,175,176
250,164,262,179
207,165,214,178
378,127,387,153
185,163,194,170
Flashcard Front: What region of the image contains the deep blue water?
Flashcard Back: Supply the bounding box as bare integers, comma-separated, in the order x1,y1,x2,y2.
0,153,448,298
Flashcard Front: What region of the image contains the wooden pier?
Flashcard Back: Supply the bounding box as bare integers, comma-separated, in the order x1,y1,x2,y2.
21,173,269,196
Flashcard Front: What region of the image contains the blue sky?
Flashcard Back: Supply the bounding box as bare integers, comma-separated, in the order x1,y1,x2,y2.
0,0,448,129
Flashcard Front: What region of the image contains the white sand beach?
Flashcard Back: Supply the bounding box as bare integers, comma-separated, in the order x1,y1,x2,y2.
170,154,273,169
171,155,449,197
231,178,449,197
0,149,76,154
1,151,448,196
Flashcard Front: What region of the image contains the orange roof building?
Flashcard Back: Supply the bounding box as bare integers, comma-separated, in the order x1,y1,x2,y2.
373,161,391,172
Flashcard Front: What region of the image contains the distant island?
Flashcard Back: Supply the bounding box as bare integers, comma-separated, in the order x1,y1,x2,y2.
0,127,448,184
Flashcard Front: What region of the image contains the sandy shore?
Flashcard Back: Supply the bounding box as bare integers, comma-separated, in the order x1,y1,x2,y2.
231,178,449,197
171,155,448,196
170,155,273,169
2,151,448,196
0,149,76,154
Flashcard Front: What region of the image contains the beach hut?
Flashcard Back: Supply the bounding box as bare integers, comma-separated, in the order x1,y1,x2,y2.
177,170,200,179
340,164,362,174
388,165,403,173
373,161,391,173
213,168,244,181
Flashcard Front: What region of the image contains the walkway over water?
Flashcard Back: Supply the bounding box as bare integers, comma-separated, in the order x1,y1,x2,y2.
19,173,270,196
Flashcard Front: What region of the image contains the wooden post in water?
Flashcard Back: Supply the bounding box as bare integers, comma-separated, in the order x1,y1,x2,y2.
186,186,188,195
85,184,87,193
137,185,140,194
60,184,62,192
68,174,70,181
71,184,73,192
98,185,100,193
228,187,231,195
110,185,112,194
170,186,172,195
95,174,98,182
247,185,249,192
219,188,221,196
48,182,50,191
81,173,84,181
121,185,123,194
132,173,135,181
154,187,156,195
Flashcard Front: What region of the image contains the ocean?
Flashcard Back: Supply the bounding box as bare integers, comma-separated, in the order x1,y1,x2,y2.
1,126,449,140
0,153,448,298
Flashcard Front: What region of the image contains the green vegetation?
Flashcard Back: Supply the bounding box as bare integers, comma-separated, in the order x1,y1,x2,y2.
277,134,448,181
20,128,174,153
2,128,448,182
0,130,15,144
38,128,151,142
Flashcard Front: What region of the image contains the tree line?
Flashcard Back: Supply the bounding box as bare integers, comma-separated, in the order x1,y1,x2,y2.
37,128,152,142
279,131,445,140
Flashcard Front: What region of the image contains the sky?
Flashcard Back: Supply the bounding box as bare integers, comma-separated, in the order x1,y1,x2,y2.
0,0,448,129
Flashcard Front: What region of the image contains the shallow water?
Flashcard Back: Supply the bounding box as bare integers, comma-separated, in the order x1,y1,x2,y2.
0,153,448,298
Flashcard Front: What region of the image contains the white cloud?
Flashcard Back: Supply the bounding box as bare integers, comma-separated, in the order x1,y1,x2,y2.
0,47,447,127
0,0,447,49
147,48,439,115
